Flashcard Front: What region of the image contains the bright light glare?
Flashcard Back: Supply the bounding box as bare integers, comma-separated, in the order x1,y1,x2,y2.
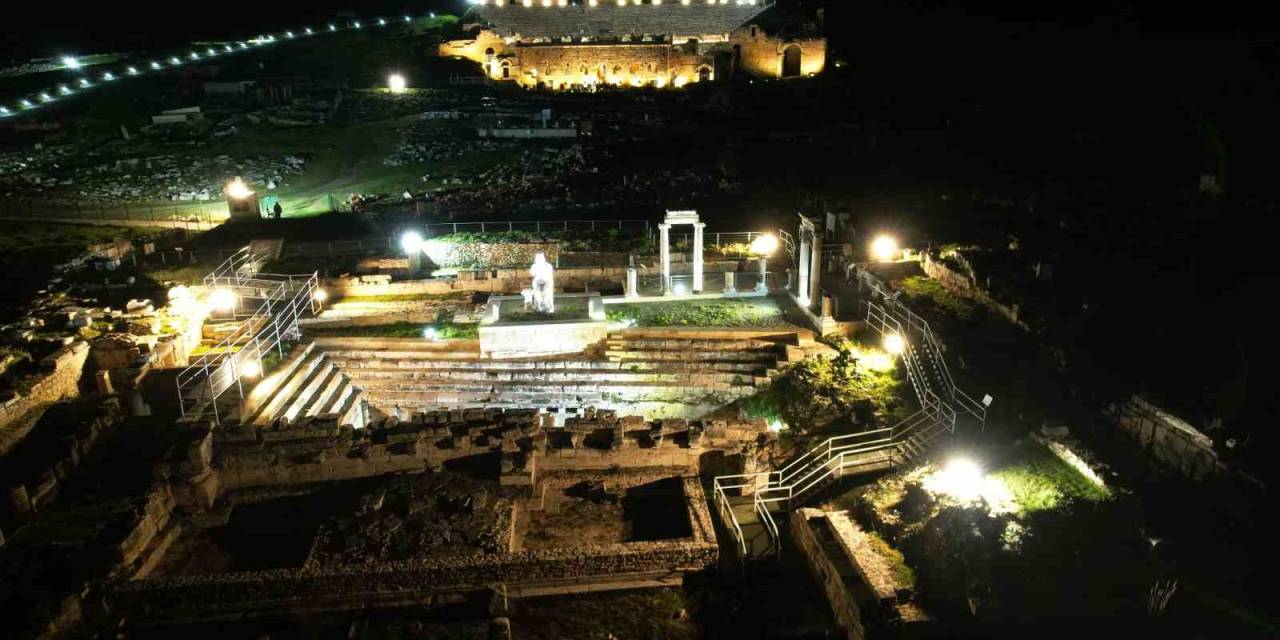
870,234,900,262
767,419,787,433
883,333,906,355
239,359,262,378
312,289,328,303
167,285,192,302
61,56,80,69
749,233,779,256
933,458,983,500
400,231,425,255
672,282,688,296
388,73,407,93
423,327,439,341
225,177,254,199
210,288,238,312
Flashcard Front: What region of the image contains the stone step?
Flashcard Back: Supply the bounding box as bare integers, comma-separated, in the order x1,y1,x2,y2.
351,378,755,394
247,349,327,427
324,357,765,374
604,349,777,363
319,376,356,418
281,358,335,423
316,349,483,361
301,367,346,418
363,386,755,407
338,367,757,385
605,340,779,353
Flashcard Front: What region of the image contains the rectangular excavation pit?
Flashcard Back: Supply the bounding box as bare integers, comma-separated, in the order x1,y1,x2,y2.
147,471,516,577
516,472,696,550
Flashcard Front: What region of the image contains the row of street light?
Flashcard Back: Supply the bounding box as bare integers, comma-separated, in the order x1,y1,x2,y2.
0,11,443,118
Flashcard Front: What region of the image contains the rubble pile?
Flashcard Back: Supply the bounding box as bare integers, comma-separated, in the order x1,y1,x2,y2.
384,123,505,166
1,149,308,203
306,470,513,565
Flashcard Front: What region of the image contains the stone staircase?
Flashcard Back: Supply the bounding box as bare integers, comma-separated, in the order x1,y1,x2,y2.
237,343,369,430
312,332,788,418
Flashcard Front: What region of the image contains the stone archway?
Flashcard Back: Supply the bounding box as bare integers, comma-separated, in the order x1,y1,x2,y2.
501,61,511,79
782,45,802,78
698,66,712,83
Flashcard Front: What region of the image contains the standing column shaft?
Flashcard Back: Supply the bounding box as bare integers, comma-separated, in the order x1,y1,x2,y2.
797,236,810,301
808,233,822,308
659,224,671,294
692,223,705,293
757,257,768,292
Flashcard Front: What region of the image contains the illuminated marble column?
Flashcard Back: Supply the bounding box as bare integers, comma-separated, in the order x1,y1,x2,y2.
692,222,705,293
797,234,811,304
659,224,672,295
757,257,769,293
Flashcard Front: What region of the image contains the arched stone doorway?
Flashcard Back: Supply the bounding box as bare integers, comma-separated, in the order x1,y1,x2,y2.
782,45,802,78
698,66,712,83
501,61,511,79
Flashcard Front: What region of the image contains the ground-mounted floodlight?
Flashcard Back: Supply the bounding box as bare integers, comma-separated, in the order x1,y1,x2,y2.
169,56,181,65
286,31,295,38
388,73,408,94
150,61,162,69
750,233,779,256
378,18,386,26
59,84,72,95
0,106,10,116
20,99,32,108
400,231,425,255
225,177,261,219
78,78,91,88
239,359,262,378
127,66,139,75
305,27,314,35
423,327,439,341
672,282,688,296
430,11,436,17
404,15,411,22
353,20,362,29
210,288,238,313
39,92,53,102
61,55,80,69
312,289,328,303
935,457,983,501
870,234,900,262
883,332,905,356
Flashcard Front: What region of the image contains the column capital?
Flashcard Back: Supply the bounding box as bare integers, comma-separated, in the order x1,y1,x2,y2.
692,222,706,230
658,223,671,231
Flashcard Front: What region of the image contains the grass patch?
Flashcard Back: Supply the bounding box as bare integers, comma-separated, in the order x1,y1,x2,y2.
305,321,478,340
989,442,1110,514
607,297,787,328
866,531,916,589
898,275,977,321
498,297,590,322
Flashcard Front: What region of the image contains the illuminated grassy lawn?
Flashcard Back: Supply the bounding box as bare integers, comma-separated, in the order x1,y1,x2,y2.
988,442,1110,514
606,297,788,328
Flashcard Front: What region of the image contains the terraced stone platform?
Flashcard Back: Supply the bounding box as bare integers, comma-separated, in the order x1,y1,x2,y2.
310,329,803,419
235,343,369,430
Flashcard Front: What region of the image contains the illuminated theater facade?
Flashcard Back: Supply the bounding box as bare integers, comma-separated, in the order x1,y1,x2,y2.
440,0,826,90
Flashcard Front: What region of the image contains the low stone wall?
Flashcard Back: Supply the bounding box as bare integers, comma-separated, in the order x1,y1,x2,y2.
114,536,717,621
791,508,931,640
0,342,90,435
1106,396,1226,480
791,509,866,640
331,261,742,297
1,399,124,525
193,409,765,494
479,319,608,359
920,253,1027,330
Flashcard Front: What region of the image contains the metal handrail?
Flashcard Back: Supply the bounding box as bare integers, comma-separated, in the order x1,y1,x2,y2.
713,478,749,558
860,270,987,426
755,499,780,557
177,265,319,424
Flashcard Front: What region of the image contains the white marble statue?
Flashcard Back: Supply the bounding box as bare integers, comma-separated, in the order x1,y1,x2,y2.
529,253,555,314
